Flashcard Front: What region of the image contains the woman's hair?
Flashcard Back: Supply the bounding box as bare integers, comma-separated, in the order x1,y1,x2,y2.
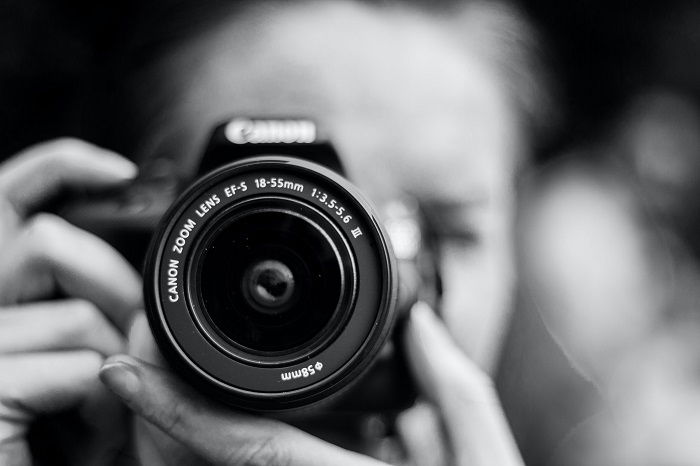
95,0,555,162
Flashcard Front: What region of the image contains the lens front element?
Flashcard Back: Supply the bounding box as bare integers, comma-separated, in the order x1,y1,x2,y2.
195,201,353,356
243,259,296,313
144,157,397,411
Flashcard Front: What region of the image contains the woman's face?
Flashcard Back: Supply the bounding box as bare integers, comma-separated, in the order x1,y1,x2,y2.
150,0,525,370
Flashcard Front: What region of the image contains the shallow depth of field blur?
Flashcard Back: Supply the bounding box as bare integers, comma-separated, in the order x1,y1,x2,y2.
4,1,700,465
504,1,700,464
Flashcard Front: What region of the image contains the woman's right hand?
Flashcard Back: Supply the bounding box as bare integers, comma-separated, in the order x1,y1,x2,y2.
0,139,143,466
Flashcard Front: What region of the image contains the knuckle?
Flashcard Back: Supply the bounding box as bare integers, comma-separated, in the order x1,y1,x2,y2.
38,138,94,177
68,299,103,329
24,213,63,239
49,137,91,156
152,398,191,436
0,363,27,420
0,392,23,423
227,436,291,466
22,213,68,259
0,198,15,219
71,349,104,371
81,349,104,368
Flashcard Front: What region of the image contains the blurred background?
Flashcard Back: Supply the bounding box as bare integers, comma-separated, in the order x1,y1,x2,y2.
6,0,700,162
4,0,700,464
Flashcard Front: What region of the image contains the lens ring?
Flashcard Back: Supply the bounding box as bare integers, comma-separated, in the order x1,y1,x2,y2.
188,197,356,362
144,157,397,411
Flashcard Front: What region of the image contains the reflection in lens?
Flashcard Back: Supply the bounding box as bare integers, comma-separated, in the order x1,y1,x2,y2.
197,208,346,354
242,259,296,314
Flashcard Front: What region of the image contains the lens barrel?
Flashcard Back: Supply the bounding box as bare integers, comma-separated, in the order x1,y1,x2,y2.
144,157,397,411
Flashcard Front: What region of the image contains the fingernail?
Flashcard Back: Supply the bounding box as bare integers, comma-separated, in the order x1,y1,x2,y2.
100,356,141,399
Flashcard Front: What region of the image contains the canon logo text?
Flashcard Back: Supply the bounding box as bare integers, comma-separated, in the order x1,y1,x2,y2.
225,118,316,144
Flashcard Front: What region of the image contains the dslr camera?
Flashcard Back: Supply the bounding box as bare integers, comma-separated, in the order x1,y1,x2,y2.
63,117,439,413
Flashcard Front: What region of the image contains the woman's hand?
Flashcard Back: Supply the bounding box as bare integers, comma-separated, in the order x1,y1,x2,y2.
101,303,523,466
400,302,523,466
0,139,142,466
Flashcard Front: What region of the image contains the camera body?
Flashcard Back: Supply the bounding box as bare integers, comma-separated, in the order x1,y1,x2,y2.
62,117,439,414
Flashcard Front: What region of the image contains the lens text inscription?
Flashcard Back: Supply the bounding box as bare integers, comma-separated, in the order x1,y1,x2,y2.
172,218,197,254
167,259,180,302
254,177,304,192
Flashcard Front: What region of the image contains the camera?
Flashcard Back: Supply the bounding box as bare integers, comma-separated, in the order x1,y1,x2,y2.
62,117,439,413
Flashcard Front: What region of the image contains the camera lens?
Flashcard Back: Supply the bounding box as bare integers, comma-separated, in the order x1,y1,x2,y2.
144,157,397,411
194,204,350,355
243,259,295,313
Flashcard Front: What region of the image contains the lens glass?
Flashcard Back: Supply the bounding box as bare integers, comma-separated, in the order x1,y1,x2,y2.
242,259,296,314
196,207,345,354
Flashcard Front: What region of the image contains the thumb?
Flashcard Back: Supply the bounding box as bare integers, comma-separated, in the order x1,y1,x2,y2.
99,355,291,466
98,355,387,466
403,302,523,466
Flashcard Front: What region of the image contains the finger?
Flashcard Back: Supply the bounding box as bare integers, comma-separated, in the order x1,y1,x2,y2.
78,378,130,466
0,213,141,331
0,347,129,466
396,402,450,466
0,351,104,424
404,302,523,466
127,311,165,366
0,138,137,216
0,300,125,355
0,440,31,466
126,311,208,466
100,356,387,466
0,351,106,466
